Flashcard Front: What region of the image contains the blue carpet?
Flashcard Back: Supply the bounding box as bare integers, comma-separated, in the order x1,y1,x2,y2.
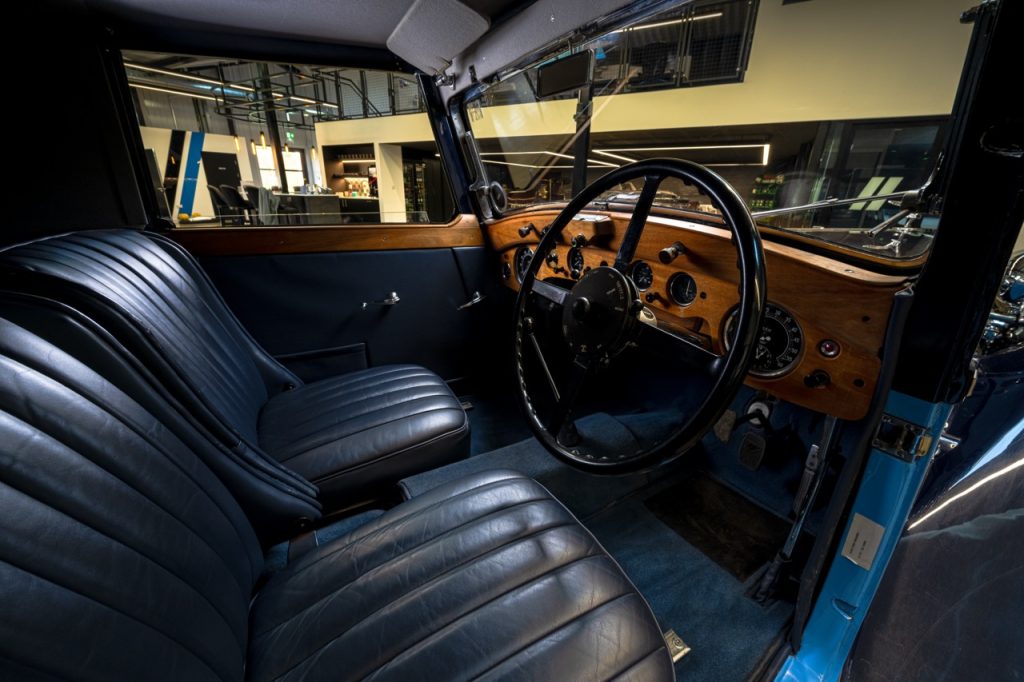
400,432,657,519
587,499,792,680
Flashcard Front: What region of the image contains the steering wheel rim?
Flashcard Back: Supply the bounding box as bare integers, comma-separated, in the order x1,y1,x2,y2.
513,158,766,472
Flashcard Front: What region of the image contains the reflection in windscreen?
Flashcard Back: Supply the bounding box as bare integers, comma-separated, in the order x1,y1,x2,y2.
464,0,971,261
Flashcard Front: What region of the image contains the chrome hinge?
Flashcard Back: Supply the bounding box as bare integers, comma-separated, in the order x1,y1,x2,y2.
872,414,933,462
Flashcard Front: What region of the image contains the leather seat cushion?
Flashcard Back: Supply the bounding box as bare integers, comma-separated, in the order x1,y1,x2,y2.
258,365,469,500
248,470,673,682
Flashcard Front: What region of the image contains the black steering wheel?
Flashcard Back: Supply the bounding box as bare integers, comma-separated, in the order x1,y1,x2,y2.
513,159,766,472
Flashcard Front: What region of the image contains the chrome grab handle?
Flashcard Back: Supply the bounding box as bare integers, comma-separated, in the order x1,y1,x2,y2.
362,292,400,310
457,291,486,311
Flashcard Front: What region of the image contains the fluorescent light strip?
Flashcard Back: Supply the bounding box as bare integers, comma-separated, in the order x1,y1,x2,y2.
480,150,617,167
595,144,771,166
483,160,612,170
612,12,722,33
125,62,255,92
593,149,637,163
129,82,217,102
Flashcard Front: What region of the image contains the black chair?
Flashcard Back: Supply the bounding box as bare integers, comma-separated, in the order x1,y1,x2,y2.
221,184,256,225
0,230,471,506
208,184,245,225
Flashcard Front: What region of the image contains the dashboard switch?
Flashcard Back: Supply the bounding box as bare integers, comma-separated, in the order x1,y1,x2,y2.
659,241,686,264
804,370,831,389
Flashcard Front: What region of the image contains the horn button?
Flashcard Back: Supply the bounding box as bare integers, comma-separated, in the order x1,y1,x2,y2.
561,266,640,356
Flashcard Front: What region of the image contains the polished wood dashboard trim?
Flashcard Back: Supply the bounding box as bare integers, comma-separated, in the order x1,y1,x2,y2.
500,203,930,271
490,210,911,421
169,214,483,256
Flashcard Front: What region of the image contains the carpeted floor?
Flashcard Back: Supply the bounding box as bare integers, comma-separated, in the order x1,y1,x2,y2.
400,435,794,680
587,498,792,681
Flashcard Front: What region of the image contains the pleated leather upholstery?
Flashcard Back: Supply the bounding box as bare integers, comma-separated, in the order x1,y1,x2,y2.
0,319,262,681
0,293,321,542
0,318,673,681
259,365,470,499
248,469,674,682
0,230,469,502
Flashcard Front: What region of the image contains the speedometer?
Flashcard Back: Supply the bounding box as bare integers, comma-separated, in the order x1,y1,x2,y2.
724,303,803,378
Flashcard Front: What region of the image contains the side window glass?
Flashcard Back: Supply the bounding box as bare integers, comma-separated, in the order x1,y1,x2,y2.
122,52,457,227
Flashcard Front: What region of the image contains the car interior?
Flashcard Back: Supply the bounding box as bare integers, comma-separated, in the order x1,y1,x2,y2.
2,0,1021,681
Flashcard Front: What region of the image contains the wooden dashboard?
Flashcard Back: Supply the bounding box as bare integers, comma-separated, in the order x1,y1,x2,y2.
488,209,912,421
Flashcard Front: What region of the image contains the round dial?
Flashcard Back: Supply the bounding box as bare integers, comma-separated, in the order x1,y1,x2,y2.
668,272,698,306
568,247,585,277
724,303,803,378
514,246,534,283
629,261,654,290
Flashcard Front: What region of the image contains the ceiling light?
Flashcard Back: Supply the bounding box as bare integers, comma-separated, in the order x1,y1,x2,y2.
611,12,723,33
124,62,255,92
129,82,217,102
594,143,771,166
479,150,617,167
593,149,637,163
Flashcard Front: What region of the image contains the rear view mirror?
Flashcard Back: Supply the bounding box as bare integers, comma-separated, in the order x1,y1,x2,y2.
536,50,593,98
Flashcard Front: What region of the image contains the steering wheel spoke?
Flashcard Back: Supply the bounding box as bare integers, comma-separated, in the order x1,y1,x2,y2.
547,353,595,447
614,174,664,272
636,316,723,377
530,278,569,306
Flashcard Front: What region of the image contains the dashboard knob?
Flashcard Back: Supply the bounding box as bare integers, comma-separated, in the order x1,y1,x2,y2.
518,223,537,238
659,241,686,264
572,234,587,248
803,370,831,389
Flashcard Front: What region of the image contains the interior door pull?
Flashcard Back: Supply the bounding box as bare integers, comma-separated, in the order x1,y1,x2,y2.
457,291,486,310
362,292,400,310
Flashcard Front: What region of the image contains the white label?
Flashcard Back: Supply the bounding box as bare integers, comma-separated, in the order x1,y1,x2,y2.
841,513,886,570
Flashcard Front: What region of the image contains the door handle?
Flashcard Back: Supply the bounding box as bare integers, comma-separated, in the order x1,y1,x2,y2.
362,291,401,310
457,291,486,311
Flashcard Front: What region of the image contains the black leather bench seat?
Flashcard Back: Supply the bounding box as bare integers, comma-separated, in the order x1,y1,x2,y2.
258,364,469,496
0,229,470,505
0,318,674,680
249,470,673,681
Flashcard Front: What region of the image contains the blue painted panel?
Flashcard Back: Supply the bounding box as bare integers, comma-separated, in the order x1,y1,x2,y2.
777,393,954,682
178,131,205,215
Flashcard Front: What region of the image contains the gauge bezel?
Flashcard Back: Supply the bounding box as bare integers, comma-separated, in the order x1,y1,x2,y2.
722,302,804,378
514,246,534,283
667,272,699,307
628,260,654,291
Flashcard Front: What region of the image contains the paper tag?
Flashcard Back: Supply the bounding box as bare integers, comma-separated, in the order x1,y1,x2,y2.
841,513,885,570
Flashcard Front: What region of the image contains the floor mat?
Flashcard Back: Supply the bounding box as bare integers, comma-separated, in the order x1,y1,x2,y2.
588,499,792,681
645,475,790,581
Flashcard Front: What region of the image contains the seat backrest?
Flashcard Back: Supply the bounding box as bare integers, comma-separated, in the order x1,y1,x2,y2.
0,316,262,681
0,292,321,541
0,230,300,448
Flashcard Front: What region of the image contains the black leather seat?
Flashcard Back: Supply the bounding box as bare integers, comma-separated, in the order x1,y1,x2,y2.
0,317,674,681
0,229,470,504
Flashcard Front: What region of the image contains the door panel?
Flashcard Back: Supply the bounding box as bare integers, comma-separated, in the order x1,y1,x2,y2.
172,219,494,383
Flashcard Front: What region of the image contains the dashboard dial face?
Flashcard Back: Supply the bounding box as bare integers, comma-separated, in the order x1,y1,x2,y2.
725,303,803,378
568,247,585,277
629,261,654,291
668,272,698,306
515,246,534,283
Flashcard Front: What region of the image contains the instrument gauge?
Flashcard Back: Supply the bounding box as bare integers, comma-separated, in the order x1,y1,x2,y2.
629,261,654,291
724,303,804,378
514,246,534,283
668,272,698,306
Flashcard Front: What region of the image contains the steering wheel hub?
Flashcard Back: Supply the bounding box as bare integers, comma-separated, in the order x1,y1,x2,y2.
562,267,638,356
